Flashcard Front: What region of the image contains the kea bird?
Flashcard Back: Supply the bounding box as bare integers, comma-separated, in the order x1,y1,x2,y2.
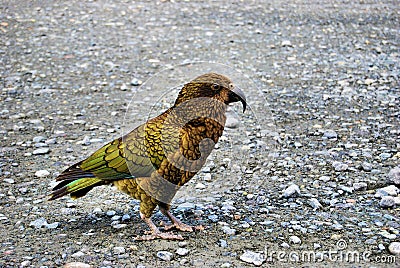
49,73,247,240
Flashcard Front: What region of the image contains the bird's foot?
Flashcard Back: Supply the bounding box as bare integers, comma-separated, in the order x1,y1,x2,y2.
160,220,204,232
134,230,184,241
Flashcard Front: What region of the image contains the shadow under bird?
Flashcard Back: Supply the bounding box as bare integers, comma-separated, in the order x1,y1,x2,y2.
49,73,246,240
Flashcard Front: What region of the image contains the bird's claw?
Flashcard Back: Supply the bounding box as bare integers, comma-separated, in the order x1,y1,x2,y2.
160,221,204,232
134,231,184,241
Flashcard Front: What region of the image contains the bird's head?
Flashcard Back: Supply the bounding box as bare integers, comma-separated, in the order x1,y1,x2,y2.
174,73,247,112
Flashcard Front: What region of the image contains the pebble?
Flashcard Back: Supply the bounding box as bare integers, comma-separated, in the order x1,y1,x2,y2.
3,178,15,184
112,224,127,229
106,210,116,216
331,223,344,231
332,161,348,171
361,162,373,171
379,230,397,240
225,116,239,128
71,251,85,258
353,182,368,191
219,239,228,248
33,136,46,143
221,226,236,235
130,78,142,86
240,251,265,266
203,173,212,182
377,185,399,196
35,169,50,177
282,184,300,198
308,198,322,210
379,153,391,160
20,260,31,267
281,40,292,47
195,183,206,189
380,196,395,208
176,248,189,256
156,251,173,261
64,262,92,268
388,166,400,185
113,247,126,255
289,235,301,244
32,148,50,155
93,208,102,214
281,242,290,248
29,217,48,229
178,241,188,247
176,202,195,211
122,214,130,221
388,242,400,255
220,263,232,268
29,217,59,229
323,130,338,139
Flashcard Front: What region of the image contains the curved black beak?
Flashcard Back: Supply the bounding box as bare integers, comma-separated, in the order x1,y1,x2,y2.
229,86,247,113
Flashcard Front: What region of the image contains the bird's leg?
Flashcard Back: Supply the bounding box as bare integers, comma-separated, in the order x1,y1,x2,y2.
159,203,203,232
135,212,184,241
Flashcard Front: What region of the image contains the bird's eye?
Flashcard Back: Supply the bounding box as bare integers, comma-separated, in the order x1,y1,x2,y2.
211,84,220,91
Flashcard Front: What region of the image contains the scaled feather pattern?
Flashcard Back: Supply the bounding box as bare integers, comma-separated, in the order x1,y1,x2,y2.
49,73,247,240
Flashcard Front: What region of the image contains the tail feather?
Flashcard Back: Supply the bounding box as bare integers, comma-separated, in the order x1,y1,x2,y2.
49,177,103,200
49,162,104,201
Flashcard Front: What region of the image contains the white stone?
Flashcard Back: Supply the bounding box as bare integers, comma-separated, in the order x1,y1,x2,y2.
156,251,173,261
240,250,265,266
282,184,300,198
289,235,301,244
388,242,400,255
113,247,126,255
176,248,189,256
35,169,50,177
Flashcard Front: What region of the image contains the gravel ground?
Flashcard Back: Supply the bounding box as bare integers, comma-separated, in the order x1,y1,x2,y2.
1,0,399,267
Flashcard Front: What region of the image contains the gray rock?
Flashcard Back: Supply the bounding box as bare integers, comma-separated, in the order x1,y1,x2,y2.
113,247,126,255
176,202,195,211
221,225,236,235
3,178,15,184
388,166,400,185
388,242,400,255
353,182,368,191
106,210,116,216
361,162,373,171
33,136,46,143
35,169,50,177
331,223,344,231
332,161,348,171
379,153,391,160
122,214,130,221
308,198,322,210
46,222,59,229
376,185,400,197
219,239,228,248
29,217,48,229
339,185,353,193
289,235,301,244
156,251,173,261
240,250,265,266
176,248,189,256
32,148,50,155
380,196,395,208
379,230,397,240
323,130,338,139
71,251,85,258
282,184,300,198
225,116,239,129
